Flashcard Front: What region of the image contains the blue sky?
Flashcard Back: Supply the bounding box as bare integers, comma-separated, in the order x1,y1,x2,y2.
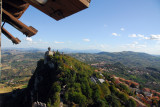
2,0,160,54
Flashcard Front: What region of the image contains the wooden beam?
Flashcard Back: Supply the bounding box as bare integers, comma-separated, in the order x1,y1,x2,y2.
2,27,21,44
3,0,29,19
2,9,38,37
24,0,90,20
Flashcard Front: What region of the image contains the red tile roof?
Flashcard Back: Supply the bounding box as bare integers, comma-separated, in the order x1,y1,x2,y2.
143,88,150,92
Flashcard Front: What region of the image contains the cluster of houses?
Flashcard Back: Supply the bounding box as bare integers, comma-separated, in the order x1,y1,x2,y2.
90,76,105,84
111,75,160,106
93,64,119,73
90,61,106,67
135,88,160,106
90,73,105,84
112,76,140,88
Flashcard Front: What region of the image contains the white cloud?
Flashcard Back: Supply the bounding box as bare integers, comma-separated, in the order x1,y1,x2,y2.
100,44,105,48
128,34,137,38
150,34,160,40
25,38,49,45
133,41,138,45
137,45,147,48
25,37,32,42
129,34,149,40
122,41,146,49
143,37,150,40
54,41,64,44
100,44,109,49
112,33,120,36
128,34,160,41
120,28,125,31
83,39,90,42
137,34,144,38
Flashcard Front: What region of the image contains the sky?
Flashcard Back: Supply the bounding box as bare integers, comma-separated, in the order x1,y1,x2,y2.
2,0,160,55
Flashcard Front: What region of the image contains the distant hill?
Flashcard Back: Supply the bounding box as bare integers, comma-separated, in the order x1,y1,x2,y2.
2,50,160,79
69,51,160,71
2,48,101,53
59,48,101,53
1,50,44,79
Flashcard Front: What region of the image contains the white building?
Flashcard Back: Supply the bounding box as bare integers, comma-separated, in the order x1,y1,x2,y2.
98,79,105,83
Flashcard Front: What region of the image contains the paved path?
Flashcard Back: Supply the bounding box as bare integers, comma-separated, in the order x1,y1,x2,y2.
129,96,146,107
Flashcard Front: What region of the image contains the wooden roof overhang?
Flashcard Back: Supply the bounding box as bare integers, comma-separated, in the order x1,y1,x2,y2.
2,9,38,37
23,0,91,20
2,0,91,44
2,0,37,44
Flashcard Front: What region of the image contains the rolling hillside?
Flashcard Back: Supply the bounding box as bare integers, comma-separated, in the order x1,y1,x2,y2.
70,51,160,71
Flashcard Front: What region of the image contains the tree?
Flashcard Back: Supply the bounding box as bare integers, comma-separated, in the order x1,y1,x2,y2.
69,92,87,106
92,85,101,100
109,85,117,94
52,92,60,107
95,99,106,107
105,95,121,107
117,92,128,103
119,83,130,94
52,82,61,92
127,98,136,107
100,83,111,97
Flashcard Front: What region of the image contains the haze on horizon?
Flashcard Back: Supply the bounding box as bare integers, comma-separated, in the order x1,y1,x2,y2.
2,0,160,55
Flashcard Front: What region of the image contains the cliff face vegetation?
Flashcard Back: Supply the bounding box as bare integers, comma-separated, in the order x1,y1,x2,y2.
1,52,136,107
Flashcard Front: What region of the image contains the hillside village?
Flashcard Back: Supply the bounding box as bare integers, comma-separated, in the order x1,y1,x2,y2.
91,68,160,107
111,75,160,106
90,61,160,91
91,65,160,107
